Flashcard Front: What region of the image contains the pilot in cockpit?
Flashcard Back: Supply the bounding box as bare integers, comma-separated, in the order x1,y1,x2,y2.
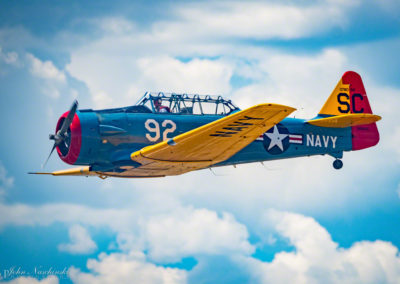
153,98,171,113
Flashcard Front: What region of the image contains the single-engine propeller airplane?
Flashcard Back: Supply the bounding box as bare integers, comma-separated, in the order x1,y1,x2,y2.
30,71,381,178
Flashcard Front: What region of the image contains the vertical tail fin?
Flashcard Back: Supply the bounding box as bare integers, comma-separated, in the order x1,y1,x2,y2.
319,71,379,150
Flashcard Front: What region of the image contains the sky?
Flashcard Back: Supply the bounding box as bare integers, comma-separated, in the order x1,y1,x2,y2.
0,0,399,283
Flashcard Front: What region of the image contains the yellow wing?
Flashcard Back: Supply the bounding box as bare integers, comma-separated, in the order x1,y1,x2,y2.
129,103,295,177
308,113,381,128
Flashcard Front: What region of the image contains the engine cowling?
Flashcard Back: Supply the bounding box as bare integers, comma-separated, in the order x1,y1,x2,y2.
56,111,82,165
55,111,101,165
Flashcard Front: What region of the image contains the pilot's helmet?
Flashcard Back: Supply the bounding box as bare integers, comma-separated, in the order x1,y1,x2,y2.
153,97,162,107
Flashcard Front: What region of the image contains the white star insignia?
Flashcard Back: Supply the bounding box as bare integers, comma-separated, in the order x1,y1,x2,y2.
266,125,288,151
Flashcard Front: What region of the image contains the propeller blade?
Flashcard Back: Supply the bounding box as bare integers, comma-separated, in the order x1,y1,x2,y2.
42,143,57,168
44,100,79,168
58,100,78,136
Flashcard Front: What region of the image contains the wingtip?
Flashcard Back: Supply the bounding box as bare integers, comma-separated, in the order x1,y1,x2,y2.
254,103,296,112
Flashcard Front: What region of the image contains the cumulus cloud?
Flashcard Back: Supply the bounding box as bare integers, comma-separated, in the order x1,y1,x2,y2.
151,1,360,41
240,210,400,284
58,225,97,254
370,86,400,163
6,205,398,284
67,54,233,109
69,251,187,284
143,208,253,262
0,203,253,263
96,17,136,35
65,12,349,113
25,53,67,98
231,48,348,117
136,56,232,94
26,54,65,83
64,0,360,109
2,200,400,283
0,203,129,228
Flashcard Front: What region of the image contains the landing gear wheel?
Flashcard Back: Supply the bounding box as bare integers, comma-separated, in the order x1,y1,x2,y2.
333,159,343,170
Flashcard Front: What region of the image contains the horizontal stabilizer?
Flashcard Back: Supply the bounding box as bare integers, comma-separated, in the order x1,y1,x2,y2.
308,113,381,128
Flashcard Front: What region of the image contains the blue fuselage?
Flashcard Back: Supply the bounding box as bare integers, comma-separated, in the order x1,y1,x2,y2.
69,110,352,171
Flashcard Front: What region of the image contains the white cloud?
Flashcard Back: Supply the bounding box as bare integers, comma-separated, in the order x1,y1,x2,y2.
58,225,97,254
0,203,134,230
26,53,66,83
231,48,348,118
240,210,400,284
96,17,136,35
136,56,232,94
0,202,253,263
64,0,360,110
2,200,400,283
370,86,400,163
6,205,398,284
65,13,349,113
25,53,68,99
0,276,58,284
68,251,187,284
143,208,253,262
67,54,232,109
153,1,359,40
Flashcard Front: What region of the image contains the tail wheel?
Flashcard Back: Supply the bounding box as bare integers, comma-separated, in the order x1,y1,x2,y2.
333,159,343,170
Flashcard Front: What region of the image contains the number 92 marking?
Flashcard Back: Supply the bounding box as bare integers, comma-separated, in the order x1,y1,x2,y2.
145,119,177,142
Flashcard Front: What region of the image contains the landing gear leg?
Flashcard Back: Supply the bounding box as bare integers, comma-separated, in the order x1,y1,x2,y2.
333,159,343,170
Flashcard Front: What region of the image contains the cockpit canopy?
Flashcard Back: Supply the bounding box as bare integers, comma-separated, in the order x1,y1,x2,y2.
136,92,240,115
81,92,240,115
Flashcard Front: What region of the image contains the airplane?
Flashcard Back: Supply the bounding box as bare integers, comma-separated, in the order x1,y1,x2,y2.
30,71,381,178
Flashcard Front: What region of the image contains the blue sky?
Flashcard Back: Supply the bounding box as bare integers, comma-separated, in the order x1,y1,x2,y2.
0,0,400,283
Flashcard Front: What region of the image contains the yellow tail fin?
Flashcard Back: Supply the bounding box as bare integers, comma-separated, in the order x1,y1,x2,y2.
318,71,380,150
319,77,351,116
319,71,374,116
